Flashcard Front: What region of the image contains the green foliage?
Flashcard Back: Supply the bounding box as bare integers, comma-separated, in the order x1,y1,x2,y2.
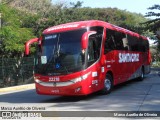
0,4,35,57
144,4,160,62
47,6,147,34
144,4,160,32
0,0,150,57
2,0,53,17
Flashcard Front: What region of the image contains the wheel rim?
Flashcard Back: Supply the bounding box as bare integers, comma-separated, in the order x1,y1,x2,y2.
104,78,111,91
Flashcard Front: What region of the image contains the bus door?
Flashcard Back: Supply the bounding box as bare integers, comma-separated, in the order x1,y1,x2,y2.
87,27,104,89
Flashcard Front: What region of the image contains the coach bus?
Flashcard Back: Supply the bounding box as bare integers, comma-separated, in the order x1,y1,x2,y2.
25,20,151,95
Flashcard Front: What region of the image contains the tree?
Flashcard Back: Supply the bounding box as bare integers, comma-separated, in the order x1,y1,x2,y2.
144,4,160,61
0,0,149,57
2,0,53,17
0,4,35,57
70,1,83,8
145,4,160,32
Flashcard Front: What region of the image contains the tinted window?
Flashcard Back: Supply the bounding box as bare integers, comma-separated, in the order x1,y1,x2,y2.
127,35,149,52
87,26,103,66
105,29,149,53
127,35,139,51
35,28,87,75
105,29,127,53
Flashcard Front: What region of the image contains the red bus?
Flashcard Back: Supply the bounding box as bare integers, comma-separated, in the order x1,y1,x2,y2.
25,20,151,96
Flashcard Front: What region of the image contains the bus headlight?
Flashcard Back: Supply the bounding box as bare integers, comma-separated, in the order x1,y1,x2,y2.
71,73,89,83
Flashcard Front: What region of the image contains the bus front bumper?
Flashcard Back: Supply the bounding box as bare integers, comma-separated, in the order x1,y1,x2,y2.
35,81,90,96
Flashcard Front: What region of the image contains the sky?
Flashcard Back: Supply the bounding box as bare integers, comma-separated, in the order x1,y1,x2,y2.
52,0,160,18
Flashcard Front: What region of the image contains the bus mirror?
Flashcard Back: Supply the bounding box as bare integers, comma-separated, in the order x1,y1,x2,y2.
81,31,97,49
25,38,38,55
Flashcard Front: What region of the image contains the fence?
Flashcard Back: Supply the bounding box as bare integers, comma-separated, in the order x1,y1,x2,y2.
0,57,34,88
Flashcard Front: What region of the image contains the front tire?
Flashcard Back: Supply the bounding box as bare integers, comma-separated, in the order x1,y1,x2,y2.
101,74,113,94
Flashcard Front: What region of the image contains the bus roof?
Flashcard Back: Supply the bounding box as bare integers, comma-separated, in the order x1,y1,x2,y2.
43,20,103,34
43,20,147,40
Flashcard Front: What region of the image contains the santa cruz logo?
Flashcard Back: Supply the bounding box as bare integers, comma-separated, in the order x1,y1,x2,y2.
119,53,139,63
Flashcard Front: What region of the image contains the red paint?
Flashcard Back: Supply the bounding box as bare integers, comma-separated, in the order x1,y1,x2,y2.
81,31,97,49
25,20,151,96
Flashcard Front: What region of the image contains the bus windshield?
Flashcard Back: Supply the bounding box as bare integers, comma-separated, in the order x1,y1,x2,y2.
35,28,87,75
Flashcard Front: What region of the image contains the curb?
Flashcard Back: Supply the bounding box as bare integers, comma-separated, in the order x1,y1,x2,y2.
0,83,35,93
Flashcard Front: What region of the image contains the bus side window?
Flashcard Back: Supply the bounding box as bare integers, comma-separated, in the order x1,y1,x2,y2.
114,31,126,50
104,29,116,53
105,29,127,53
128,35,139,52
87,36,99,66
122,37,129,50
87,26,103,66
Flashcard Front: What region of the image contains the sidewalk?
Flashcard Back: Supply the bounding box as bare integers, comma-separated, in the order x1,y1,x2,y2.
0,83,35,94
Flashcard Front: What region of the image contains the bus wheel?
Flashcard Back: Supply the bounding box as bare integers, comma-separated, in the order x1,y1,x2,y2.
101,74,113,94
139,68,144,81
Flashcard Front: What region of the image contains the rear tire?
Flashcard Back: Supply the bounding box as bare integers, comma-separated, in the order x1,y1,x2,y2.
139,68,144,81
101,74,113,94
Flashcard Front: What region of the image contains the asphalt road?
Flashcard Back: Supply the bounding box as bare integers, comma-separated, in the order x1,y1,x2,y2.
0,68,160,120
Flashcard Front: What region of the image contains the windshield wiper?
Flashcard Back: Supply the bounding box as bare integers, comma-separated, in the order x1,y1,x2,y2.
41,45,56,73
41,34,70,75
